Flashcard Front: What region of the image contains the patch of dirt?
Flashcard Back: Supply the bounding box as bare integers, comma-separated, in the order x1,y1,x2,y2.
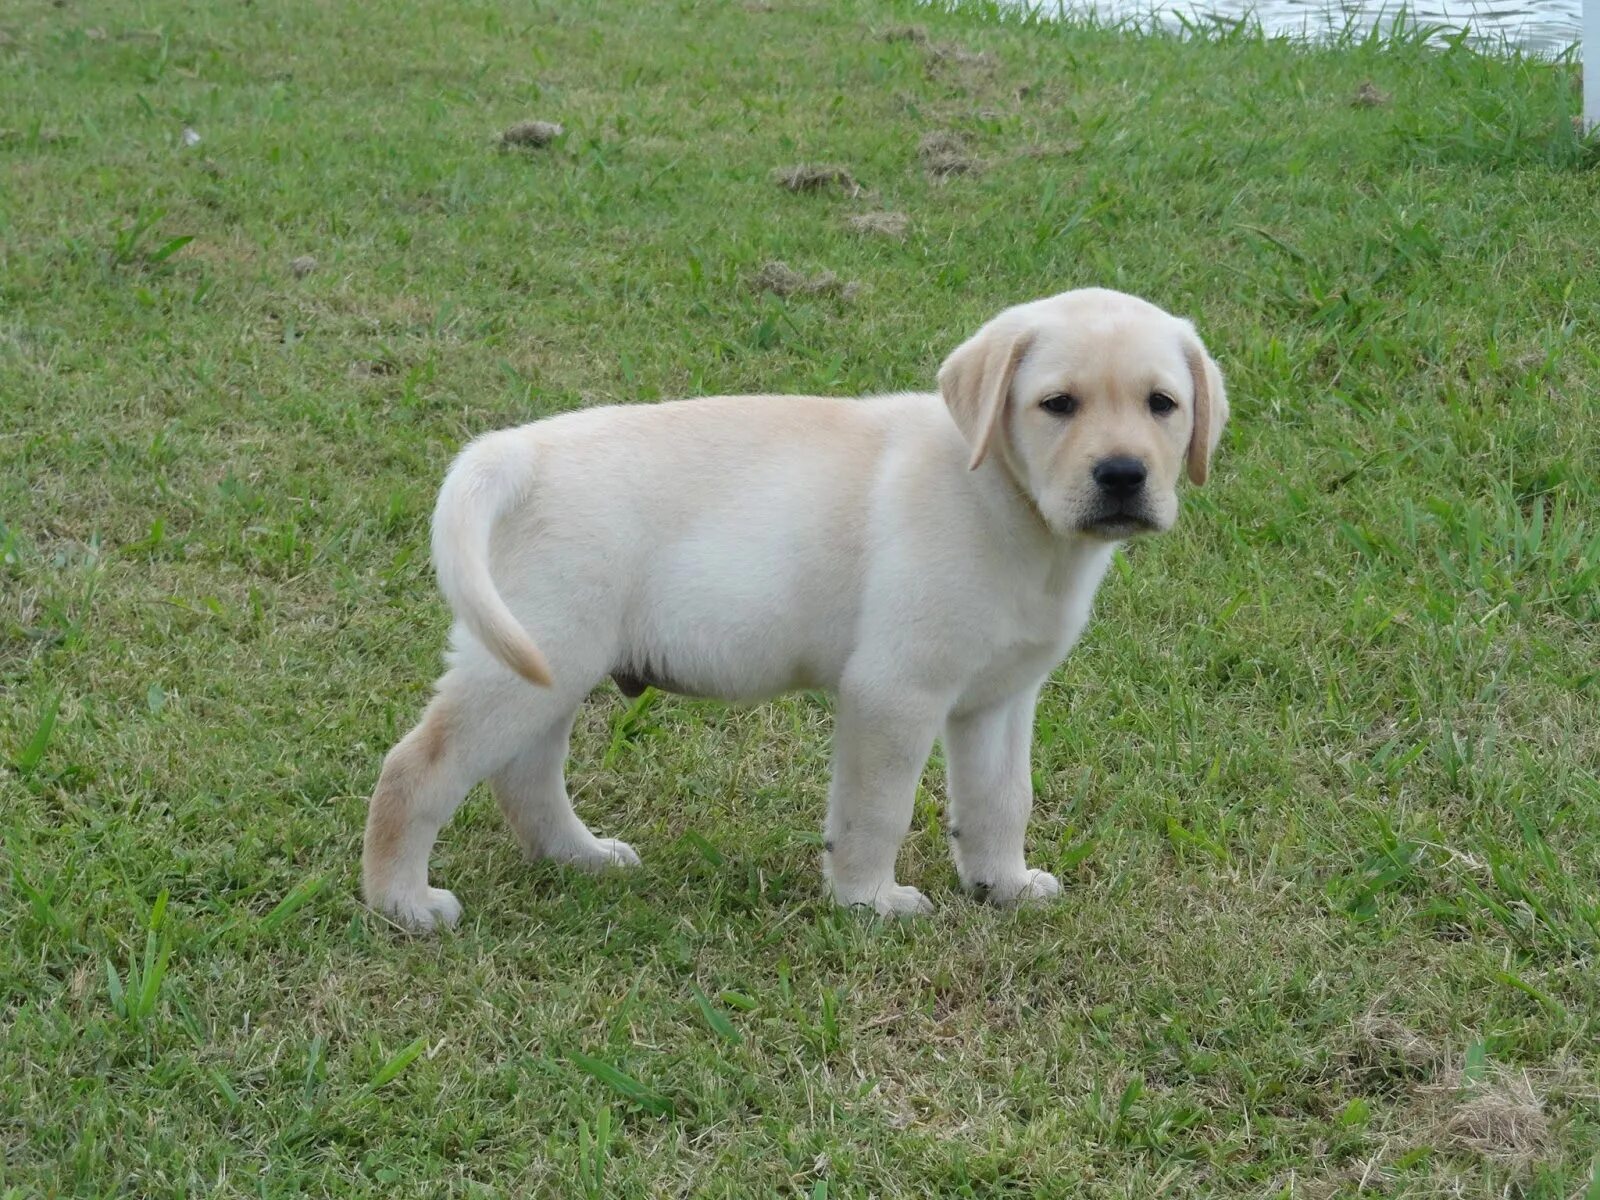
1348,1008,1441,1078
750,260,860,302
771,163,860,197
844,211,908,239
924,41,999,89
499,120,563,148
1352,81,1390,108
919,131,979,180
923,151,976,180
923,46,1001,98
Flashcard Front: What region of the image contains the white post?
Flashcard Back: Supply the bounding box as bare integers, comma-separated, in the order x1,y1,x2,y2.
1587,0,1600,130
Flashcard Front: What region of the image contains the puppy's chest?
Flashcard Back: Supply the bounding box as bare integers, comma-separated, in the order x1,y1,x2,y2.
969,591,1095,694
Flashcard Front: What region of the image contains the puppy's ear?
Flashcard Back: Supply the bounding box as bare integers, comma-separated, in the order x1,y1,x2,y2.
1182,330,1229,486
938,324,1033,471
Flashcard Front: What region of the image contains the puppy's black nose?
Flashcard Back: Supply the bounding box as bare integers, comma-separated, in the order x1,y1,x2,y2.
1092,456,1148,497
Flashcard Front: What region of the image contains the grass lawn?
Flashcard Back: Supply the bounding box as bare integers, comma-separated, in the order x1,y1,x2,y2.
4,0,1600,1194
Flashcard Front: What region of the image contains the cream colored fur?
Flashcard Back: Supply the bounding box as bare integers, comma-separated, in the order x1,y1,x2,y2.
361,288,1228,930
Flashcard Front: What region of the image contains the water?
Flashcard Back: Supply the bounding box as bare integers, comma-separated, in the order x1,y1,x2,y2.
1007,0,1584,54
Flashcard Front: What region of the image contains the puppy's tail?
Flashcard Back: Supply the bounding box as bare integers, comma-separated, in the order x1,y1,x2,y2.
430,429,555,688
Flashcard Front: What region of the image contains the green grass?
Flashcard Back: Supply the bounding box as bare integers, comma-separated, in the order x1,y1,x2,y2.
3,0,1599,1194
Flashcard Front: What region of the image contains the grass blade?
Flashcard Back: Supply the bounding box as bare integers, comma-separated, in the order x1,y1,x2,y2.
569,1052,673,1116
1116,1075,1144,1136
577,1105,613,1200
1495,969,1563,1014
13,691,61,774
818,988,840,1054
368,1036,428,1091
104,958,125,1018
146,235,194,265
1462,1039,1489,1084
302,1035,326,1102
260,874,327,933
12,867,64,935
210,1068,241,1111
135,934,173,1020
682,830,724,867
1165,818,1226,862
1060,835,1098,871
691,987,742,1044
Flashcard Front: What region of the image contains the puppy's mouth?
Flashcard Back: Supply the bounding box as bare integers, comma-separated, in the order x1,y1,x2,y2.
1079,507,1160,539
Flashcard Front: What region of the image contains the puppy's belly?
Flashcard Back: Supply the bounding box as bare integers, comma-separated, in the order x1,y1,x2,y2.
611,547,857,701
609,642,833,703
612,605,845,703
610,667,723,700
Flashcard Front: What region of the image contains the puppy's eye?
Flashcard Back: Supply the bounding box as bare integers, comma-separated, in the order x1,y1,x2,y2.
1148,392,1177,416
1041,393,1078,416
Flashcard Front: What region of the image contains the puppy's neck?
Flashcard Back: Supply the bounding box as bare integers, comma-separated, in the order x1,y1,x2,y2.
1042,534,1116,598
970,454,1052,543
970,457,1114,593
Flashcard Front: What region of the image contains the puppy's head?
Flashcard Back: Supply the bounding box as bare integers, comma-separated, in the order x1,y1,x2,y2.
938,288,1228,540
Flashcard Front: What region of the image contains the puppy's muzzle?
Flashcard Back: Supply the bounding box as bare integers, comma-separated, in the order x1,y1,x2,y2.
1083,455,1158,536
1091,455,1148,499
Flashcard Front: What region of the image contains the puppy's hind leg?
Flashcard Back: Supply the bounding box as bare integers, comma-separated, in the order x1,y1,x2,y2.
491,708,641,872
362,666,559,932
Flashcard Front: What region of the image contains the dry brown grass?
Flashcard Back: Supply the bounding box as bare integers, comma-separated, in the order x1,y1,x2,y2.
749,260,861,301
1348,1006,1442,1076
499,119,564,147
844,211,909,239
771,163,862,196
1352,81,1391,107
1426,1069,1553,1166
918,131,981,180
879,25,929,44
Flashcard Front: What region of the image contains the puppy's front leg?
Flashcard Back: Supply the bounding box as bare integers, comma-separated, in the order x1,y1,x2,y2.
823,687,941,916
944,690,1061,905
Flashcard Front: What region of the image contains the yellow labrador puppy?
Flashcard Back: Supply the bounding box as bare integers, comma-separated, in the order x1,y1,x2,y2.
363,288,1227,930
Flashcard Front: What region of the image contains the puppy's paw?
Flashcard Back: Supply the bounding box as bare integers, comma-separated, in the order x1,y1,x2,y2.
836,882,934,917
873,883,935,917
980,869,1062,906
557,837,642,872
372,886,464,933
